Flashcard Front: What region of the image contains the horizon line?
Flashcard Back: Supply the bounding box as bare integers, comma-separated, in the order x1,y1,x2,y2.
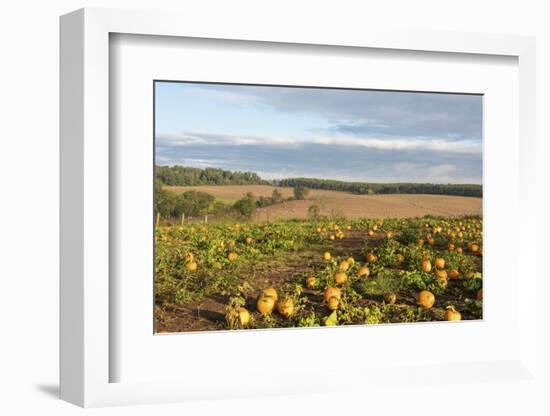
155,164,483,187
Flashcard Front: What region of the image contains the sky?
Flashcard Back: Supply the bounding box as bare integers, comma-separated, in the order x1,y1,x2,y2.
155,82,482,184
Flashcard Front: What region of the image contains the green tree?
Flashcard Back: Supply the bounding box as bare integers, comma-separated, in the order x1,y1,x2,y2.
155,180,177,218
233,193,257,219
155,165,267,186
154,183,216,220
271,188,283,203
277,177,481,198
293,186,310,200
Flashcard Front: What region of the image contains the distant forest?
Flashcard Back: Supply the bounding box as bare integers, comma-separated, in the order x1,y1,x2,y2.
278,178,482,198
156,165,268,186
155,165,482,197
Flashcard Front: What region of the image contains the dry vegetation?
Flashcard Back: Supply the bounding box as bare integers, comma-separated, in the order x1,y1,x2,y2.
165,185,482,220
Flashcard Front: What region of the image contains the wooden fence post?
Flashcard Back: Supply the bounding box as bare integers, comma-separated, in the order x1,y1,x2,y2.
181,213,185,225
156,211,160,226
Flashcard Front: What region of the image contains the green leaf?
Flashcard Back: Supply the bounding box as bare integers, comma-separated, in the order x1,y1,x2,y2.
323,310,338,326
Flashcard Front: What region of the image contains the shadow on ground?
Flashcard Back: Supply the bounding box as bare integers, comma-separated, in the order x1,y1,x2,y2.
35,383,59,399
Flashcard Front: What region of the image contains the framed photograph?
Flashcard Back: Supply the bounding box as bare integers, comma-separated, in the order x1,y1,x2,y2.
152,80,484,334
60,8,537,407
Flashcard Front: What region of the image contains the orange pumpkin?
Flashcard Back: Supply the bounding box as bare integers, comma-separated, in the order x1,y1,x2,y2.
257,295,275,315
327,296,340,310
435,272,448,288
421,260,432,273
277,298,294,318
324,287,342,303
448,269,460,280
334,271,348,285
338,260,350,271
306,276,317,289
417,290,435,309
185,261,198,272
434,258,445,269
238,307,250,326
262,287,278,301
357,266,370,278
445,306,462,321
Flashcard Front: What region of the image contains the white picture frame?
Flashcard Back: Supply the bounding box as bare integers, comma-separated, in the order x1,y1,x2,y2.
60,7,537,408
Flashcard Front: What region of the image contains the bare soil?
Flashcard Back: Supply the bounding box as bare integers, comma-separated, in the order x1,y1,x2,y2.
165,185,482,220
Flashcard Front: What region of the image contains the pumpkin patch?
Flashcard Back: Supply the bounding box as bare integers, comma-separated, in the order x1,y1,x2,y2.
156,216,483,332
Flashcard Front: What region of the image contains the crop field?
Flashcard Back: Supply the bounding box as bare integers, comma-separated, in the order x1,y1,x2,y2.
165,185,482,220
155,215,483,332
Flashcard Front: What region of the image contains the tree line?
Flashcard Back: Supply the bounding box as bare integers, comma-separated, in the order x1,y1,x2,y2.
156,165,267,186
276,178,482,197
156,165,482,197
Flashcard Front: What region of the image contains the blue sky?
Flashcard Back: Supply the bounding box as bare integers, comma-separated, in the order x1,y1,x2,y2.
155,82,482,184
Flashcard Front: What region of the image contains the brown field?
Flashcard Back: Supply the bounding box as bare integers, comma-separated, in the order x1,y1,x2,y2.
165,185,482,220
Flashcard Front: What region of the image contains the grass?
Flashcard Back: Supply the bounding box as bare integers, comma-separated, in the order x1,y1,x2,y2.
214,195,238,205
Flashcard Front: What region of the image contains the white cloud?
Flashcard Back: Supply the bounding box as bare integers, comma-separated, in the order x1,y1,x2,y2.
314,137,480,154
157,131,481,154
388,163,478,184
